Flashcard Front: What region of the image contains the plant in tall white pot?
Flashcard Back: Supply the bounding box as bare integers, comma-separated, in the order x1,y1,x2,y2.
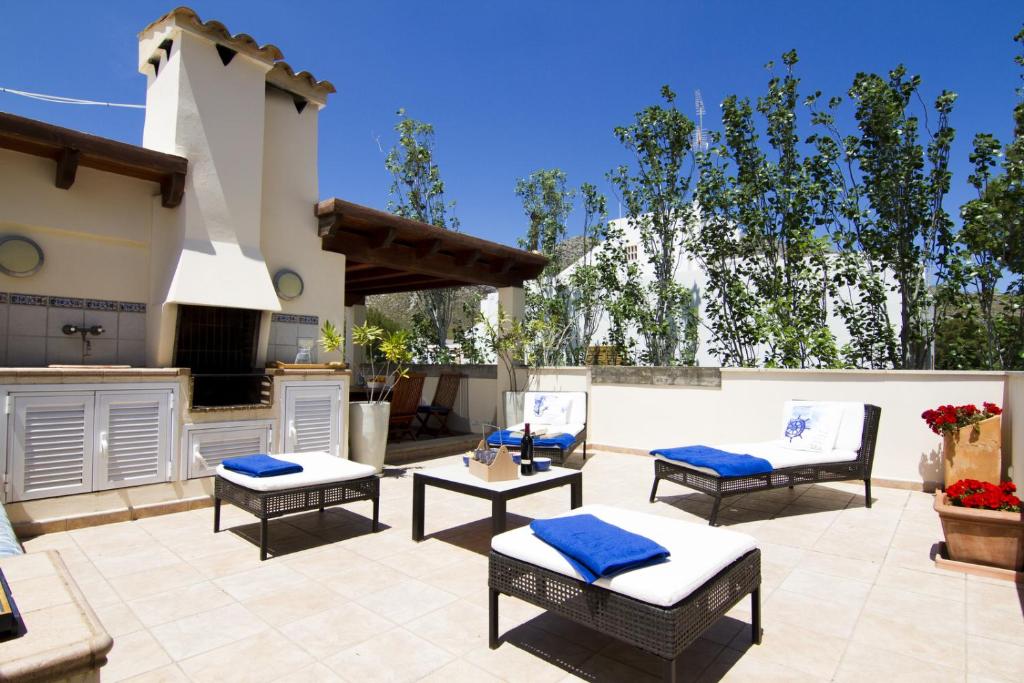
476,305,527,427
349,323,412,472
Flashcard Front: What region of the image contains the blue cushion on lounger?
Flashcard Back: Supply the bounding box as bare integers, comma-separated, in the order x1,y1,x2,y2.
650,445,773,477
488,430,577,452
529,513,670,583
221,454,304,478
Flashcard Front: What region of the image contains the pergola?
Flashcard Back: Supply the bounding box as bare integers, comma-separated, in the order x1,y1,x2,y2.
315,198,547,306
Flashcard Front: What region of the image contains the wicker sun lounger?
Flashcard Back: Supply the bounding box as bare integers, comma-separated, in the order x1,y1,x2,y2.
214,452,380,560
488,505,761,682
650,402,882,525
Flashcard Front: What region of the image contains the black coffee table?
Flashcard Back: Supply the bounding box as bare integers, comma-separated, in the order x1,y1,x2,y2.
412,464,583,541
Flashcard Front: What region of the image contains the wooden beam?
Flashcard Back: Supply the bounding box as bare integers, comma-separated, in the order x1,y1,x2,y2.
349,278,467,297
497,257,514,275
456,249,481,268
416,238,442,259
318,213,340,237
160,171,185,208
369,226,397,249
54,147,80,189
0,111,187,207
323,231,528,288
344,262,378,272
346,267,412,285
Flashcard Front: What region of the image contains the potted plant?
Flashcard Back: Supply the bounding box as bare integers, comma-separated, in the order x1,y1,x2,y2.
921,402,1003,488
319,319,346,367
934,478,1023,571
348,323,412,472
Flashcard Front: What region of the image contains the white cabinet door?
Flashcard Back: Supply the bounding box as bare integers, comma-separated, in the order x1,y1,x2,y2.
94,391,172,490
283,383,342,455
187,424,272,478
10,393,95,501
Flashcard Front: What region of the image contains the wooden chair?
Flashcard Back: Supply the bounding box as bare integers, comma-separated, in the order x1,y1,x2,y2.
415,373,463,438
388,373,426,442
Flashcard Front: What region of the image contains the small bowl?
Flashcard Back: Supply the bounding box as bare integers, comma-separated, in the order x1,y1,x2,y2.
462,453,470,466
534,456,551,472
512,454,521,465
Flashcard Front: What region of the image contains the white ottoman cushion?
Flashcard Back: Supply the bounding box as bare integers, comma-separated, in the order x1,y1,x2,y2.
216,452,377,492
491,504,757,607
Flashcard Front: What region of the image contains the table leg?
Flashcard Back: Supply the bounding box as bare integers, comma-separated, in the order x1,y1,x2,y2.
491,497,507,536
259,517,269,561
570,477,583,509
412,477,425,542
489,587,500,649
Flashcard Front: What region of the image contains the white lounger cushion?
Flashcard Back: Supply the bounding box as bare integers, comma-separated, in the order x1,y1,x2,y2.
216,452,376,492
491,504,757,607
506,422,585,439
655,441,858,476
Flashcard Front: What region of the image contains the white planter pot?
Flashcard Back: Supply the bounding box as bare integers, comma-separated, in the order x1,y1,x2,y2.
349,402,390,472
503,392,524,429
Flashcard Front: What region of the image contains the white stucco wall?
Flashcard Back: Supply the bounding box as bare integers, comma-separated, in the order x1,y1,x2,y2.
260,87,346,363
530,367,1010,488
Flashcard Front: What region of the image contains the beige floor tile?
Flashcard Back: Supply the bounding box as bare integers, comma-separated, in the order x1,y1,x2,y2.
559,652,660,682
464,623,596,682
275,663,345,682
149,602,269,660
321,561,410,600
121,664,190,682
211,562,308,602
834,640,965,682
72,576,123,608
967,635,1024,682
127,581,235,628
875,563,966,601
777,568,872,608
731,619,846,679
280,603,395,659
851,611,966,671
355,578,459,624
796,550,881,583
699,645,828,683
284,545,364,581
90,544,182,579
243,580,349,626
418,658,502,683
8,573,74,612
764,589,862,639
418,554,488,597
405,599,511,656
178,629,316,683
324,627,455,682
111,561,206,602
101,629,173,682
92,600,145,637
187,546,266,579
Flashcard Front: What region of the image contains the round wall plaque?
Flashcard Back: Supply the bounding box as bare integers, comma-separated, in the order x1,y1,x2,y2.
273,269,304,300
0,235,44,277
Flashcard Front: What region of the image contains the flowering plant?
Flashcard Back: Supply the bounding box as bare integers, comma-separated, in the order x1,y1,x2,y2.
920,402,1001,437
945,479,1021,513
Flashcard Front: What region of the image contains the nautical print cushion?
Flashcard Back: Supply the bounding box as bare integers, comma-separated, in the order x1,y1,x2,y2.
524,393,571,426
778,401,843,452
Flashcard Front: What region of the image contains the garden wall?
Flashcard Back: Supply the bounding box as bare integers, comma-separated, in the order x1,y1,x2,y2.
526,366,1018,489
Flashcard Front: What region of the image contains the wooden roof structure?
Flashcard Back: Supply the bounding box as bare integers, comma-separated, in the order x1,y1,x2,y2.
315,198,548,305
0,112,188,207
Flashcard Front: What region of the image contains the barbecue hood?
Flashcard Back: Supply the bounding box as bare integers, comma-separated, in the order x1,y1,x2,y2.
166,239,280,312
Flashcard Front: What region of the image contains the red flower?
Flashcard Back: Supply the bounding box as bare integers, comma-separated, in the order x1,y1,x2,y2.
946,478,1022,513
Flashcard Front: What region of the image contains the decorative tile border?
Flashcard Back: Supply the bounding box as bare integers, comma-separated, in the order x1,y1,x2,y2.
298,315,319,325
2,292,146,313
271,313,319,325
50,296,85,309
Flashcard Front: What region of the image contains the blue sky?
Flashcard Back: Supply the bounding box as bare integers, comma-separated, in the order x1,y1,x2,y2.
1,1,1021,247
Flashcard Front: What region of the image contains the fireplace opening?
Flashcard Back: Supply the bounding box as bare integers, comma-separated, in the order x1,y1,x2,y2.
174,305,271,409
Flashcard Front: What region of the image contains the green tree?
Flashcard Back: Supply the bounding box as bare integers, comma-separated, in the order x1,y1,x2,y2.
384,110,460,353
947,26,1024,370
844,67,958,369
606,86,700,366
694,51,840,368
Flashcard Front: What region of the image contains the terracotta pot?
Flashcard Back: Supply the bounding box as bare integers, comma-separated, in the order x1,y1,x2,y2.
942,415,1002,488
934,493,1024,571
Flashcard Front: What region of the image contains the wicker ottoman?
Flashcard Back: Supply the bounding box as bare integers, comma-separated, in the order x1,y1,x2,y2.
488,505,761,682
214,452,380,560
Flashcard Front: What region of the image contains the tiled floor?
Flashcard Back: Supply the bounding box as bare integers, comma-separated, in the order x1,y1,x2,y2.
20,451,1024,682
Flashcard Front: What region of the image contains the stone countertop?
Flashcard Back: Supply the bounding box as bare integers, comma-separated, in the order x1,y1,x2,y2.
0,551,112,681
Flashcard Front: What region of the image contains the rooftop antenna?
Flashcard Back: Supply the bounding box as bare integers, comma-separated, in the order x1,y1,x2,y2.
691,89,708,152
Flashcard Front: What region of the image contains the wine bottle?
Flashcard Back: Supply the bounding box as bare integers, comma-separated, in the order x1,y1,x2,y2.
520,423,535,476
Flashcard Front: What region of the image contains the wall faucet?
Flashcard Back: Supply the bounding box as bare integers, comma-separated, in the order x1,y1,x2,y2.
63,324,104,356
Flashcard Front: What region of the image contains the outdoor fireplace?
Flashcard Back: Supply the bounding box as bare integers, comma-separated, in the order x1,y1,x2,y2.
173,305,271,409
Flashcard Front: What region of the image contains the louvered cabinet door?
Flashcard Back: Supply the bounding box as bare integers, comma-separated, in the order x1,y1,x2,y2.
94,391,172,490
187,425,272,478
10,394,95,501
283,384,342,455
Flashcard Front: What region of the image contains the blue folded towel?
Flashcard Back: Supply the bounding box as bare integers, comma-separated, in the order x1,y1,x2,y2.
221,454,303,478
488,430,576,451
529,514,670,583
650,445,773,477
